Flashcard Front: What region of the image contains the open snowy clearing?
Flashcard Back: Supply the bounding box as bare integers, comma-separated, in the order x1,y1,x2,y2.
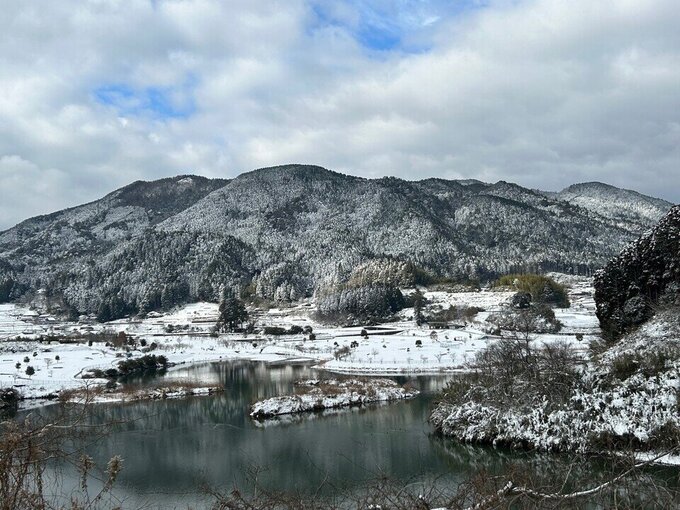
0,276,599,404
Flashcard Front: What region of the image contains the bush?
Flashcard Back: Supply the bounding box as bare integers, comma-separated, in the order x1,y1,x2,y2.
263,326,287,336
608,345,680,381
441,338,581,409
25,366,35,377
116,355,168,376
424,305,482,323
496,274,570,308
610,353,639,381
334,346,351,360
0,388,20,410
486,305,562,336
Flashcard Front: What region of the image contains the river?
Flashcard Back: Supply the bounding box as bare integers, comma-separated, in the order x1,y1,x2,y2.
20,360,665,509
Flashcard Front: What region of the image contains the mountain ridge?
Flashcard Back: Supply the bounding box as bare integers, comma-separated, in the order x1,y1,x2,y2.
0,165,673,319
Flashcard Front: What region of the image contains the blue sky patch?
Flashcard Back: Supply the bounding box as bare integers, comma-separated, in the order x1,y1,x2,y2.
93,80,196,119
309,0,489,53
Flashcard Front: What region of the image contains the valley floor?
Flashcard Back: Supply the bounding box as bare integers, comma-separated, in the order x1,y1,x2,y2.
0,275,599,404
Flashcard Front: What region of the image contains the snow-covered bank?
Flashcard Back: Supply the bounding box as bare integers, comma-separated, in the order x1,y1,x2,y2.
635,451,680,466
250,378,419,419
60,384,224,404
430,309,680,454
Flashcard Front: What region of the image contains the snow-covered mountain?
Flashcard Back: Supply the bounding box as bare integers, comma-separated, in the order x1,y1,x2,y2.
0,175,228,260
552,182,672,232
0,165,673,319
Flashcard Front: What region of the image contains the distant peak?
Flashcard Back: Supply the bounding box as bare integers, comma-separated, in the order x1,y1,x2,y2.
559,181,672,206
561,182,616,193
456,179,487,186
237,164,350,181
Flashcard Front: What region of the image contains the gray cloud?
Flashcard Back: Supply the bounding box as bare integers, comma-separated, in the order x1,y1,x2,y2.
0,0,678,229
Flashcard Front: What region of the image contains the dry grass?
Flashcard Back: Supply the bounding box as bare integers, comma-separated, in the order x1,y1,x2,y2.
59,381,224,403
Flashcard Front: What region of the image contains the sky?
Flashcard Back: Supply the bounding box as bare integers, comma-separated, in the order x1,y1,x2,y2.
1,0,679,229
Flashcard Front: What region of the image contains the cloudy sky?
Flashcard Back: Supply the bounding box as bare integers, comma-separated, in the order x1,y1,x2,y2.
1,0,679,229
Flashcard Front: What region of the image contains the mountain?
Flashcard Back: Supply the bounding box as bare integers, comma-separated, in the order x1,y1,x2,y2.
595,204,680,340
0,165,673,319
0,175,228,261
552,182,672,233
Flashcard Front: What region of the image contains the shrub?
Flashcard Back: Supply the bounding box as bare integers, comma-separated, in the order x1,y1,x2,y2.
116,354,168,376
486,305,562,336
25,366,35,377
263,326,287,336
334,346,351,359
0,388,20,410
496,274,570,308
424,305,482,323
608,345,680,381
442,338,581,409
610,353,640,381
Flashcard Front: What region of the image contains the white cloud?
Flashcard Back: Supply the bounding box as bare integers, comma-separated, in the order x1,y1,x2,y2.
0,0,678,229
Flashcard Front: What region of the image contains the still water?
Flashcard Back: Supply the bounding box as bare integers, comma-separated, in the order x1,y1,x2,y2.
28,361,573,508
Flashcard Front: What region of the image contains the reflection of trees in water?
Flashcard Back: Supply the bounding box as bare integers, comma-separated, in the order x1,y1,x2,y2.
27,364,462,500
21,360,672,509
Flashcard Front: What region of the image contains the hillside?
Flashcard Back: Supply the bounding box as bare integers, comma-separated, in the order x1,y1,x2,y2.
595,205,680,340
0,165,673,319
554,182,673,232
431,208,680,455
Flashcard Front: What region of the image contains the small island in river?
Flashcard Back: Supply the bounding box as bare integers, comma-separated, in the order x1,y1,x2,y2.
250,378,419,419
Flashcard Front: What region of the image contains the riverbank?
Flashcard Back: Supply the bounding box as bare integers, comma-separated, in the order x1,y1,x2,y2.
59,381,224,404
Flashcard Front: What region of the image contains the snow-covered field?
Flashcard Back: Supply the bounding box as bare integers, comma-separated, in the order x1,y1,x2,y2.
0,276,600,405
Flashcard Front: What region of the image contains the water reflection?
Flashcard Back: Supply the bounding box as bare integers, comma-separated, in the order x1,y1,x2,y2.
27,361,500,508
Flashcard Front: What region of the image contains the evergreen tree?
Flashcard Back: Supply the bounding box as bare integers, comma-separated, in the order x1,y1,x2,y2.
217,297,249,332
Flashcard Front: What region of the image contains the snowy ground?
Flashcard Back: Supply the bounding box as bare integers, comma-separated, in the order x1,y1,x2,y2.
250,378,418,419
0,275,601,404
